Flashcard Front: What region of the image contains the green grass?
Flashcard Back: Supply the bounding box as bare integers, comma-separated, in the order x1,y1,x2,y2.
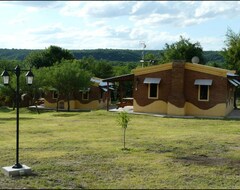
0,108,240,189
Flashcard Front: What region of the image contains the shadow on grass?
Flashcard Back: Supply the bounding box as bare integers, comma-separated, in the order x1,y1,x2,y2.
121,148,131,151
174,155,240,170
0,117,34,121
145,142,240,172
52,113,79,117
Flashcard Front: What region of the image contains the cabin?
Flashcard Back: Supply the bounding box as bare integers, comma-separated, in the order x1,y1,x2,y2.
104,61,239,117
44,77,113,110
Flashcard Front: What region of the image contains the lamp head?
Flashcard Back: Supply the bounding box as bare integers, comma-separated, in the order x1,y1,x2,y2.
1,70,10,85
25,70,34,85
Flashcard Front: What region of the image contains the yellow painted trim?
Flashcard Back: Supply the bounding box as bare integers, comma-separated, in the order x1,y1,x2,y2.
226,101,234,116
133,99,231,117
185,63,235,77
185,102,227,117
44,100,57,109
74,100,99,109
44,99,108,110
133,99,167,114
133,63,172,76
167,102,186,116
133,62,236,77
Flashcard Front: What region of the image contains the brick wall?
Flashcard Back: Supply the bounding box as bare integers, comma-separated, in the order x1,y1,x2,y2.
168,60,185,108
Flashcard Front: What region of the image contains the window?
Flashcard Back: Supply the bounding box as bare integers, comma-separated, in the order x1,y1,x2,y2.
82,91,89,100
194,79,212,102
52,91,59,99
148,83,158,99
144,77,161,99
199,85,209,101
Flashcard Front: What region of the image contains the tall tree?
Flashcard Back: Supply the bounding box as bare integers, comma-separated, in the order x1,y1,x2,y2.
91,60,113,78
49,60,92,111
19,67,52,113
0,60,25,109
160,36,205,64
24,45,75,68
222,28,240,74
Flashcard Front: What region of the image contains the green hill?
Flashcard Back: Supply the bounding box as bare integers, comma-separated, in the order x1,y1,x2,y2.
0,48,224,64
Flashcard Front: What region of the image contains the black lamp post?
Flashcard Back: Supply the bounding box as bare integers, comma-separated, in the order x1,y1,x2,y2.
1,65,34,169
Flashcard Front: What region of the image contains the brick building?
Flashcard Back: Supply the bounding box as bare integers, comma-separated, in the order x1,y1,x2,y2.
132,61,239,117
104,61,240,116
44,77,113,110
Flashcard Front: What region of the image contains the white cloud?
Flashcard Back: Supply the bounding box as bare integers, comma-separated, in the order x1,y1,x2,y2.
0,1,239,50
60,1,134,18
195,36,225,51
195,1,240,19
131,13,183,28
3,1,62,9
28,24,64,35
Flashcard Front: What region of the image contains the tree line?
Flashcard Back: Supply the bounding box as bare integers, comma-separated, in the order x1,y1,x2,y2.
0,48,224,64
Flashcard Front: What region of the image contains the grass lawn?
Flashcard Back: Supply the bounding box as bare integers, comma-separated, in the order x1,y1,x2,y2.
0,108,240,189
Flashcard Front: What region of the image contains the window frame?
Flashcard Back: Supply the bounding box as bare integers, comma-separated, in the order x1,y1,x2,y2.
198,85,209,101
148,83,159,99
52,91,59,100
82,91,89,100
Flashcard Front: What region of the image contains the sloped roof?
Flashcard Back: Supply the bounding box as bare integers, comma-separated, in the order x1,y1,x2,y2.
102,73,134,82
91,77,113,86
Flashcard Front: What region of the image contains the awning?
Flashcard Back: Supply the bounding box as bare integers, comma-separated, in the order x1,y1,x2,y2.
228,79,240,87
103,74,134,82
101,88,108,92
228,79,238,87
143,78,161,84
233,79,240,85
101,87,114,92
194,79,213,86
227,72,239,77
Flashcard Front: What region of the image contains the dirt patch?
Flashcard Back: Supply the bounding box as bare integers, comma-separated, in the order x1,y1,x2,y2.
175,154,240,169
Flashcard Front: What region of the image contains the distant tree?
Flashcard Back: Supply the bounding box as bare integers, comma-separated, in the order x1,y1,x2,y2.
78,56,96,71
222,28,240,74
203,51,225,64
19,67,52,113
160,36,205,64
24,45,74,68
143,53,159,66
78,57,114,78
49,60,92,111
0,59,23,70
91,60,113,78
113,66,130,76
206,61,225,69
0,60,27,109
46,45,75,64
0,83,16,109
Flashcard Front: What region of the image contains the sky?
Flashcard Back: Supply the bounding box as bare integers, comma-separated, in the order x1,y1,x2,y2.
0,1,240,51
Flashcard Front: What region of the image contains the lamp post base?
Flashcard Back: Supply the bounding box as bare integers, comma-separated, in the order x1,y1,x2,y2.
2,165,32,177
12,163,23,169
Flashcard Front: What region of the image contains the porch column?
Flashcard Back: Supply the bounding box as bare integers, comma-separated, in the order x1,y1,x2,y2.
234,88,237,109
119,81,123,103
107,82,109,111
